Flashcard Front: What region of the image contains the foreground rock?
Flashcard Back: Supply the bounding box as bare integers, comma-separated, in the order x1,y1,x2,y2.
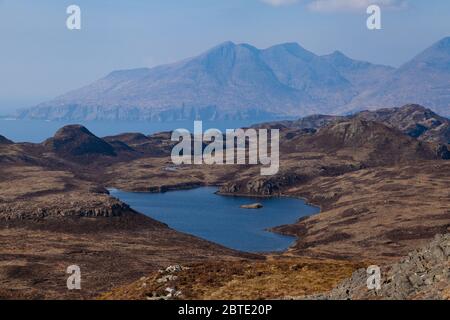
309,234,449,300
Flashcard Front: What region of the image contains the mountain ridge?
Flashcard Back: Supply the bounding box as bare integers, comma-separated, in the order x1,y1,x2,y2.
17,37,450,121
342,37,450,116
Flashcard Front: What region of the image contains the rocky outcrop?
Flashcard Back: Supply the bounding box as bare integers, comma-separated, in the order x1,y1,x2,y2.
103,133,150,146
344,37,450,118
220,118,444,198
220,172,309,196
104,131,175,157
253,115,344,131
260,104,450,146
354,104,450,145
313,234,449,300
289,119,441,166
0,195,130,221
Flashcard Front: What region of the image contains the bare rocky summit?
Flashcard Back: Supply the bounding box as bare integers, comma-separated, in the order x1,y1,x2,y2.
354,104,450,145
43,125,117,157
259,104,450,149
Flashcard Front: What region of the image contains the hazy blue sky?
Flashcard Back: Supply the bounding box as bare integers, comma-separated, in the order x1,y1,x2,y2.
0,0,449,113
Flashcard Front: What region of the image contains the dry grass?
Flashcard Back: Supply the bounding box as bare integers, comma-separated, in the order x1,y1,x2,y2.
100,257,365,300
0,222,253,300
277,161,450,261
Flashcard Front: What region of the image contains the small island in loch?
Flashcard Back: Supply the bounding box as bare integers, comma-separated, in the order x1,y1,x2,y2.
240,203,264,210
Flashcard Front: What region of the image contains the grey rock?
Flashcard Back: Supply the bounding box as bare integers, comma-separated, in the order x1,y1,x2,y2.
165,265,183,273
307,234,450,300
156,274,178,284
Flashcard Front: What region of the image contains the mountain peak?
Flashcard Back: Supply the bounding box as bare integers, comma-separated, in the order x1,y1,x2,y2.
265,42,315,59
54,124,92,136
407,36,450,65
201,41,243,60
19,39,450,121
44,125,116,157
354,104,450,144
322,50,353,63
219,40,236,47
323,50,378,67
208,41,237,51
279,42,303,49
308,117,437,157
398,104,430,113
106,68,151,80
434,36,450,49
0,135,13,145
330,50,347,58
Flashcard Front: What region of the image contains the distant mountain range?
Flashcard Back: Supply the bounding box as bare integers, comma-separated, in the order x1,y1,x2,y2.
18,37,450,121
